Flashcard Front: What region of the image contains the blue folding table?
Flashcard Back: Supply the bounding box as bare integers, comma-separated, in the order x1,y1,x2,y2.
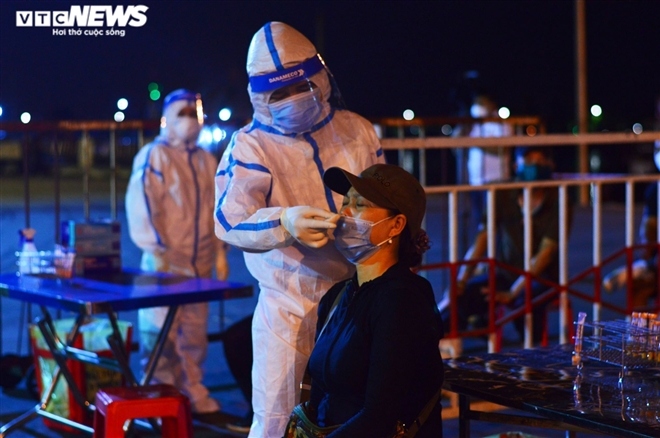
0,269,253,436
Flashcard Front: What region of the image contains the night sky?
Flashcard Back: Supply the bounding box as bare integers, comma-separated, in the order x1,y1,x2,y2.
1,0,659,133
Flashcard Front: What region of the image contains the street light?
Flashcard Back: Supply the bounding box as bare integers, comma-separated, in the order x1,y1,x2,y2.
20,112,31,124
148,82,161,101
219,108,232,122
117,98,128,111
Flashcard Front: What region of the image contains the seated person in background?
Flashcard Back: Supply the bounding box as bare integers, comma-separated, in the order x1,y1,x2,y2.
638,180,659,303
299,164,444,437
439,147,568,344
602,171,658,308
602,97,659,308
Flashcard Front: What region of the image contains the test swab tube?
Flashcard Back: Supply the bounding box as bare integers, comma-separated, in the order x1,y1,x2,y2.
573,311,587,367
651,320,660,363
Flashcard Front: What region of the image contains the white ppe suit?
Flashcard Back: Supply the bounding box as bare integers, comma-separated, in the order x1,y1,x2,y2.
214,22,384,437
126,90,227,413
466,104,513,185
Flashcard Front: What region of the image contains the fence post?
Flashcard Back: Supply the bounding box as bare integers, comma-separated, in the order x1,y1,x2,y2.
559,185,569,344
592,182,602,321
110,126,117,220
522,186,534,349
448,190,459,337
486,188,498,352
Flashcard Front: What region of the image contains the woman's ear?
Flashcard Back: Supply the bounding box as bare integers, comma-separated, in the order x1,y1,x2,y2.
390,214,407,237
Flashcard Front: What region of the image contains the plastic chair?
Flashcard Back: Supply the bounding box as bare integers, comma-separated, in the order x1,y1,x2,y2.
93,384,193,437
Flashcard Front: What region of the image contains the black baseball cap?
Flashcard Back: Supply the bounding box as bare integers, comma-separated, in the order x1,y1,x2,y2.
323,164,426,237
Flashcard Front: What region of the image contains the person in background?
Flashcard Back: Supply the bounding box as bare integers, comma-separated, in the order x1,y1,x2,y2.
299,163,443,437
634,176,658,306
645,94,660,302
439,147,568,344
602,95,659,307
644,95,660,302
214,22,384,437
458,93,513,233
639,106,660,302
126,89,228,417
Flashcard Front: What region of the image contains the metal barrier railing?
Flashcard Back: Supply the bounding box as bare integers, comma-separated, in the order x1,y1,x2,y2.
2,119,660,353
375,127,660,351
417,174,660,352
0,120,159,242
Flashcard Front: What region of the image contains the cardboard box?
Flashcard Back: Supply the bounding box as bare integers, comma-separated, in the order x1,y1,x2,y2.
74,254,122,276
70,238,121,256
61,220,120,247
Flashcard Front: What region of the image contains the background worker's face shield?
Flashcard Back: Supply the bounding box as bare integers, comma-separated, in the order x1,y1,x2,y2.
249,55,330,134
160,91,204,148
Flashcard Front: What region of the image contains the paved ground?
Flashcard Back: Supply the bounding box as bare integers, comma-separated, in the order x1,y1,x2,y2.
0,175,645,437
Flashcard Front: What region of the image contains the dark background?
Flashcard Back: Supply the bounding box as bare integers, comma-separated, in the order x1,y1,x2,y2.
1,0,659,133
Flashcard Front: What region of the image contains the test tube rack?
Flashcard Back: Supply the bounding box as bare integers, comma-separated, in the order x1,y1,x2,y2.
578,316,660,370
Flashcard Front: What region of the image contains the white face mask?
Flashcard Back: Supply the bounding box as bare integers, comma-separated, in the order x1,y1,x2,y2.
172,117,201,145
333,215,393,264
470,104,489,118
268,88,323,133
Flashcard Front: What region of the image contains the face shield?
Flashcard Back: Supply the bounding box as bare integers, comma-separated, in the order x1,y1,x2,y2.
160,91,204,148
470,104,488,118
249,54,329,134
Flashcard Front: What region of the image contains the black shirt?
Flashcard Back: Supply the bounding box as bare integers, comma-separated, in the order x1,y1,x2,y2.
308,263,444,438
643,183,658,219
481,188,565,283
643,183,658,267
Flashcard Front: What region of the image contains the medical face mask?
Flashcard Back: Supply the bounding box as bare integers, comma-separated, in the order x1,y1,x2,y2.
516,164,552,181
334,215,393,264
470,104,489,118
172,116,201,145
268,87,323,133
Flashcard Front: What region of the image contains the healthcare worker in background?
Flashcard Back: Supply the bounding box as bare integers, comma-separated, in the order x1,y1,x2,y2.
214,22,384,437
126,89,228,416
465,93,513,233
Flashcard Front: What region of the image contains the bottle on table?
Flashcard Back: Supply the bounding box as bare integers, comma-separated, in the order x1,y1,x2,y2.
17,228,39,275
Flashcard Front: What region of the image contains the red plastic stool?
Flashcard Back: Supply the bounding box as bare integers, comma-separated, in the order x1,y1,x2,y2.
93,384,193,437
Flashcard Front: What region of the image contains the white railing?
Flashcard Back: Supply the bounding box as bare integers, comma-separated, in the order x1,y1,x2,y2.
425,175,659,352
379,130,660,352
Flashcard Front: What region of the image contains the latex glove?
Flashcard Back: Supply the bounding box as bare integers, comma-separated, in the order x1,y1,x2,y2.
215,242,229,281
281,206,339,248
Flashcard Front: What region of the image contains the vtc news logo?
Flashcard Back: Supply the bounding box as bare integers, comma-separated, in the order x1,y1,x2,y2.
16,5,148,27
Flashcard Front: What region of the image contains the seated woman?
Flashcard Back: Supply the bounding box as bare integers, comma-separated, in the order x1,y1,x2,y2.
303,164,444,437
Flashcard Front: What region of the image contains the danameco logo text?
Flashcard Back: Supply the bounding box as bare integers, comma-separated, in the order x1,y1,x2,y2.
16,5,148,37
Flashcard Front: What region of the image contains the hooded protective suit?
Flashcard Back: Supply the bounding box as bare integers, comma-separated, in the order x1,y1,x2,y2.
126,89,227,413
214,22,384,437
